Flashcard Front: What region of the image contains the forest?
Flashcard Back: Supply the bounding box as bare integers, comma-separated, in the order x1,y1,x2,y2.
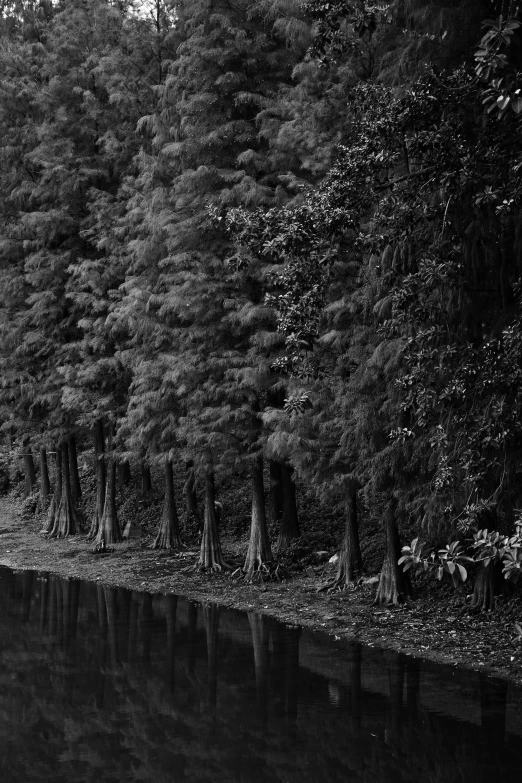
1,0,522,614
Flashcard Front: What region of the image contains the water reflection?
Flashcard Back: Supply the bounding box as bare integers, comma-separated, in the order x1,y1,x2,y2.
0,566,521,782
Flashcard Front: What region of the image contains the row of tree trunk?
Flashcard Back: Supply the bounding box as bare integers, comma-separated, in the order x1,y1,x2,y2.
21,427,473,607
25,423,303,580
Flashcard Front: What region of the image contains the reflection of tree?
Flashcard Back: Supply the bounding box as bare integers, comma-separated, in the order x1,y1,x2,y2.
127,590,139,664
165,595,178,695
248,612,269,716
187,601,198,676
480,674,508,782
138,592,153,663
21,569,34,623
96,583,108,709
62,579,80,652
104,585,120,668
0,567,522,783
346,641,362,725
271,621,300,727
405,656,421,718
203,602,220,708
39,572,49,632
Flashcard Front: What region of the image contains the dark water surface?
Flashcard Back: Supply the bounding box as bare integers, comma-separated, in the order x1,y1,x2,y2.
0,567,521,782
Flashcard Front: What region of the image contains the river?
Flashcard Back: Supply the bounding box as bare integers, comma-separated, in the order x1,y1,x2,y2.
0,566,520,782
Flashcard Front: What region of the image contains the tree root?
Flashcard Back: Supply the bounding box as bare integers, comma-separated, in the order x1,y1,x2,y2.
232,561,286,583
91,540,114,554
183,559,233,574
317,575,362,593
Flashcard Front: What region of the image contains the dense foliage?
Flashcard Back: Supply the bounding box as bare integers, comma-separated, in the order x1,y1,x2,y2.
1,0,522,608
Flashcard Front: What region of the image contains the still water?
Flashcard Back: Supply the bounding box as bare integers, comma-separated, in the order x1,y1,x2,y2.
0,566,521,782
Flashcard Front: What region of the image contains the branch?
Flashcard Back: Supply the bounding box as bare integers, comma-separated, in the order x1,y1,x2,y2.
374,166,438,194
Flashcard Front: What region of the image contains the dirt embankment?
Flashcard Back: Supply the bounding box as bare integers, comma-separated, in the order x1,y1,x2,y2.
1,495,521,685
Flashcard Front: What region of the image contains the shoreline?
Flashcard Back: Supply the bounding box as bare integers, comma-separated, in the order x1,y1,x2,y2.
1,495,521,685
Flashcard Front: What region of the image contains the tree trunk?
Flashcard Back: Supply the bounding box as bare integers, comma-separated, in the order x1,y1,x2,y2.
68,434,82,500
43,444,62,534
470,562,509,611
95,448,121,547
184,460,202,531
244,456,273,581
117,460,131,491
269,459,284,525
196,468,230,571
39,446,51,509
49,441,78,538
88,420,106,541
319,482,363,591
375,499,413,605
22,439,37,497
152,458,183,549
140,459,153,497
277,463,300,550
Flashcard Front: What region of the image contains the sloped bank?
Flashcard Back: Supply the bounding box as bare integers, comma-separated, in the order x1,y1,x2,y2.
0,495,521,685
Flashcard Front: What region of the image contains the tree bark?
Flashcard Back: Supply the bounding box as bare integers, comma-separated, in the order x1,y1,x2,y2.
88,420,106,541
117,460,131,491
43,444,62,534
21,439,37,497
39,446,51,509
152,458,183,549
470,561,509,611
269,459,284,525
49,441,78,538
95,445,121,546
184,460,202,531
140,459,153,497
196,468,230,571
244,456,273,580
68,434,82,500
277,463,300,550
375,498,413,605
319,482,363,591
